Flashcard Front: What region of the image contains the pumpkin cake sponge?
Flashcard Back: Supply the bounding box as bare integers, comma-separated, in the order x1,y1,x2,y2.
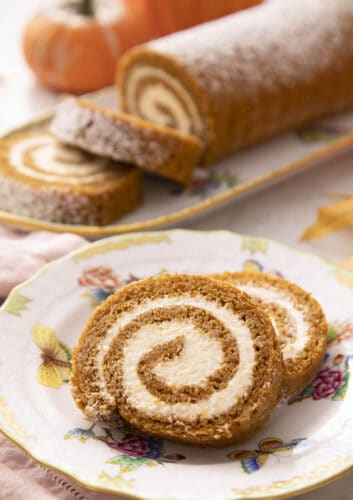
211,272,327,398
71,273,283,446
118,0,353,164
51,97,202,186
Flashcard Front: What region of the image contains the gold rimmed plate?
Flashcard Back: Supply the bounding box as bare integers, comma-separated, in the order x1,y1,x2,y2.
1,87,353,237
0,229,353,499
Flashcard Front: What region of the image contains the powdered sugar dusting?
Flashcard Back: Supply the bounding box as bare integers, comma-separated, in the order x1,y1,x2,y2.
51,98,200,184
52,98,177,167
0,130,142,225
149,0,353,97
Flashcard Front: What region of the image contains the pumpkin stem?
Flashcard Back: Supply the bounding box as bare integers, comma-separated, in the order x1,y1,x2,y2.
79,0,95,16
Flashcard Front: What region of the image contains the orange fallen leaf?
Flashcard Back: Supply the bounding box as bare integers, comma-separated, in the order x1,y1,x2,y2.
301,194,353,241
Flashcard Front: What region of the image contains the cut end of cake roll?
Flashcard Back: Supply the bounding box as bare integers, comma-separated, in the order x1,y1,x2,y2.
117,0,353,166
211,272,328,399
0,131,142,225
71,273,283,447
50,97,202,186
117,46,215,164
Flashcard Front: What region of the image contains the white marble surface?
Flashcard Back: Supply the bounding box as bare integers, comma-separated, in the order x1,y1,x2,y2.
1,1,353,499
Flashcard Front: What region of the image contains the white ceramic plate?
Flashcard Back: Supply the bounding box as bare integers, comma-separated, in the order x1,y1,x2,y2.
1,87,353,238
1,229,353,499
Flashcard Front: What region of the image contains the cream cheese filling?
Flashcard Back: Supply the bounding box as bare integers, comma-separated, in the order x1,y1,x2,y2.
10,136,112,185
98,296,256,419
237,284,309,360
126,65,204,137
125,320,224,387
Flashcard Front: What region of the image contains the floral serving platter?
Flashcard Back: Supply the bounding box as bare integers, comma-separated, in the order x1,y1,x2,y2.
1,87,353,238
1,229,353,499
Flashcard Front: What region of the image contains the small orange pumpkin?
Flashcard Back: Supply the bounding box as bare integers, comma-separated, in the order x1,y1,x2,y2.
23,0,155,93
134,0,264,37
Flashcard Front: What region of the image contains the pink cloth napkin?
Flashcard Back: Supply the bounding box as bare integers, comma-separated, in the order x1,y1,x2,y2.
0,434,122,500
0,226,123,498
0,226,86,297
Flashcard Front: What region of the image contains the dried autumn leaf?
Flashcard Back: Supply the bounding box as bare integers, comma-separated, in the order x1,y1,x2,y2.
301,195,353,241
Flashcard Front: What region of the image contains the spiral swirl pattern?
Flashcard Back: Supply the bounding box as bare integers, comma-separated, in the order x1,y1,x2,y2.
212,272,327,398
71,274,282,445
8,133,117,185
0,131,142,225
124,65,204,138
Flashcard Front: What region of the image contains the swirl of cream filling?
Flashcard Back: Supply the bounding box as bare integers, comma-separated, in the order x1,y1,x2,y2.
125,65,204,138
97,295,256,421
236,285,309,361
9,135,115,185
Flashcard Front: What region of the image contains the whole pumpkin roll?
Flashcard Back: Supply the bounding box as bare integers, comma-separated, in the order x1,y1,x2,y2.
71,274,283,446
211,273,328,398
118,0,353,164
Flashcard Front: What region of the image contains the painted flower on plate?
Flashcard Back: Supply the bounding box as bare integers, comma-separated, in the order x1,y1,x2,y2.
64,425,96,443
79,267,140,305
242,259,283,278
333,354,345,365
289,352,352,404
78,266,121,291
171,169,237,197
327,321,353,346
106,434,164,460
312,368,344,400
98,428,186,473
296,124,343,143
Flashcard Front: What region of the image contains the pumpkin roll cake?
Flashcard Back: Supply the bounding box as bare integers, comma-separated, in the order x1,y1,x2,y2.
211,272,327,398
118,0,353,164
71,274,283,446
51,97,202,185
0,131,142,225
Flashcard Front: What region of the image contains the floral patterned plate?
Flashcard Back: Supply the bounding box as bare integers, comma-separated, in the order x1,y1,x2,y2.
1,229,353,499
1,87,353,238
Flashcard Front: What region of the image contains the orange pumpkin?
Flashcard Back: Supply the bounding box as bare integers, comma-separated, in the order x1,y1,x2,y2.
23,0,155,93
134,0,264,37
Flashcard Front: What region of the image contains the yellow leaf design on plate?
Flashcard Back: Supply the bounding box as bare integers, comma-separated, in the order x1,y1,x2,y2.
73,234,170,260
0,396,32,441
37,363,63,389
242,237,268,255
243,260,262,273
4,293,31,317
97,471,134,489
